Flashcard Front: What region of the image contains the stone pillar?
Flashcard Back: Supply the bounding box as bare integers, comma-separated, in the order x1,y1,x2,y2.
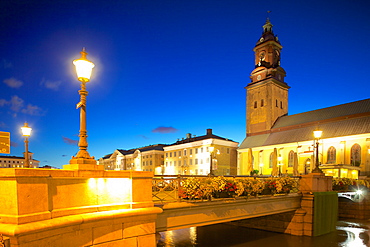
0,168,161,246
286,173,334,236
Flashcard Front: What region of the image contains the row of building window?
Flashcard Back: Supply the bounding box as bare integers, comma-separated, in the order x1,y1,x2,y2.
0,160,22,163
165,158,211,167
166,147,229,158
253,99,283,109
262,143,363,168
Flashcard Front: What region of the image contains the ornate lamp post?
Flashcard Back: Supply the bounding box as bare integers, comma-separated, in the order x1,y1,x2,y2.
209,146,214,176
69,48,96,166
312,130,323,173
259,163,263,175
278,155,282,177
21,122,32,168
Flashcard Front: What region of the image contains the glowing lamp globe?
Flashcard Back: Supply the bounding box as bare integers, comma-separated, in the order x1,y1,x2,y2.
21,123,32,137
73,48,95,82
313,130,323,139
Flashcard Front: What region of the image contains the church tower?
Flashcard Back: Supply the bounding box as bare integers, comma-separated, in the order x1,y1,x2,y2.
246,19,290,135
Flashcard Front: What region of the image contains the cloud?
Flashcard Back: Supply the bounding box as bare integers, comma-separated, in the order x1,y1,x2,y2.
0,96,46,116
9,95,24,112
62,136,78,146
21,104,46,116
2,59,12,69
152,126,179,134
40,78,62,91
138,134,149,139
10,141,18,147
3,77,23,88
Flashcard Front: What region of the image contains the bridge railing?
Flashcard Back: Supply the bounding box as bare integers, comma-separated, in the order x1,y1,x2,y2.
152,175,300,204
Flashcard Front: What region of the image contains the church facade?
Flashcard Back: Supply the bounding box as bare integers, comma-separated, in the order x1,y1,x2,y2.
238,19,370,179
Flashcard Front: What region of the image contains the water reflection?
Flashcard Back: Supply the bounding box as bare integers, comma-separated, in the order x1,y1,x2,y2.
158,219,370,247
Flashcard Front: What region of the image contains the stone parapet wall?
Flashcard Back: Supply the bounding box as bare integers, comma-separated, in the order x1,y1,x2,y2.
338,195,370,219
0,168,161,246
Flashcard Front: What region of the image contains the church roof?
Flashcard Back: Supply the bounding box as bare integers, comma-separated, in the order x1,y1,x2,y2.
239,98,370,149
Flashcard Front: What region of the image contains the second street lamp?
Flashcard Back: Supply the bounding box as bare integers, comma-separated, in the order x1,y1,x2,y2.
312,129,324,173
69,48,97,166
21,122,32,168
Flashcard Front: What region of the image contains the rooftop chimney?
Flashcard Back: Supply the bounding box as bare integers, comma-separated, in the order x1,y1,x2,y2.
206,129,212,135
186,133,192,139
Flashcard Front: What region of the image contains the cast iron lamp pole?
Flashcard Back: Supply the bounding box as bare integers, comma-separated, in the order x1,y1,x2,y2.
312,130,324,173
69,48,96,165
209,146,214,176
21,122,32,168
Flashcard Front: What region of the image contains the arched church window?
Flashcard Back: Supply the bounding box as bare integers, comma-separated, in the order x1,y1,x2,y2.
327,146,336,164
269,152,273,168
254,101,257,108
288,150,294,167
350,144,361,166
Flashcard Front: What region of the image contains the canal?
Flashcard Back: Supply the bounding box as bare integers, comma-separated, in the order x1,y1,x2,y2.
157,218,370,246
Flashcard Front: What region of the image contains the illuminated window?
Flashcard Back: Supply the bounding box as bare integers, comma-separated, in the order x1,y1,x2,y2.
190,149,193,155
351,144,361,166
200,159,203,164
195,159,198,165
327,146,336,164
195,149,198,154
288,150,294,167
269,153,273,168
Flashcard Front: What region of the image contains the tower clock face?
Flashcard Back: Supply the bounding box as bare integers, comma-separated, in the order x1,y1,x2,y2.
259,51,265,61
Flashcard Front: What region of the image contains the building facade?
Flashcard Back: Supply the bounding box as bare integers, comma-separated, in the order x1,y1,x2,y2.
238,19,370,178
0,152,39,168
163,129,238,176
98,129,238,176
98,144,167,172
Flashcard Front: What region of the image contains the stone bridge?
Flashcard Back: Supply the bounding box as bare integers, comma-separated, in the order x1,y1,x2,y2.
0,168,336,247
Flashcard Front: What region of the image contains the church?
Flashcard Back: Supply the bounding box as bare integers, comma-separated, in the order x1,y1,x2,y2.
237,19,370,179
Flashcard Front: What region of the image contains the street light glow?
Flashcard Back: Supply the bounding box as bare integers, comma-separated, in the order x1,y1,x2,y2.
21,123,32,137
313,130,323,139
73,48,95,82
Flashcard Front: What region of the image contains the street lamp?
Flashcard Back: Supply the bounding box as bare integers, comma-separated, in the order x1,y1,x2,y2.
21,122,32,168
69,48,96,166
278,155,282,176
312,129,324,173
209,146,214,176
259,163,263,175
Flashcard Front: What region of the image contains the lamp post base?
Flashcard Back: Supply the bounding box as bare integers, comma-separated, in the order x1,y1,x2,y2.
311,167,324,174
64,156,103,170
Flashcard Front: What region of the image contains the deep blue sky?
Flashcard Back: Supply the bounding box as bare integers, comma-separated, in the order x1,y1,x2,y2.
1,0,369,168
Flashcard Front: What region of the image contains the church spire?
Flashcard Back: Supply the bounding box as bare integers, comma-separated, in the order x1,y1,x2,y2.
263,18,273,34
256,18,280,46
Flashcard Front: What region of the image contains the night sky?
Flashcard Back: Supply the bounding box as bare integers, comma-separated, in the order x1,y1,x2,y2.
1,0,369,168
